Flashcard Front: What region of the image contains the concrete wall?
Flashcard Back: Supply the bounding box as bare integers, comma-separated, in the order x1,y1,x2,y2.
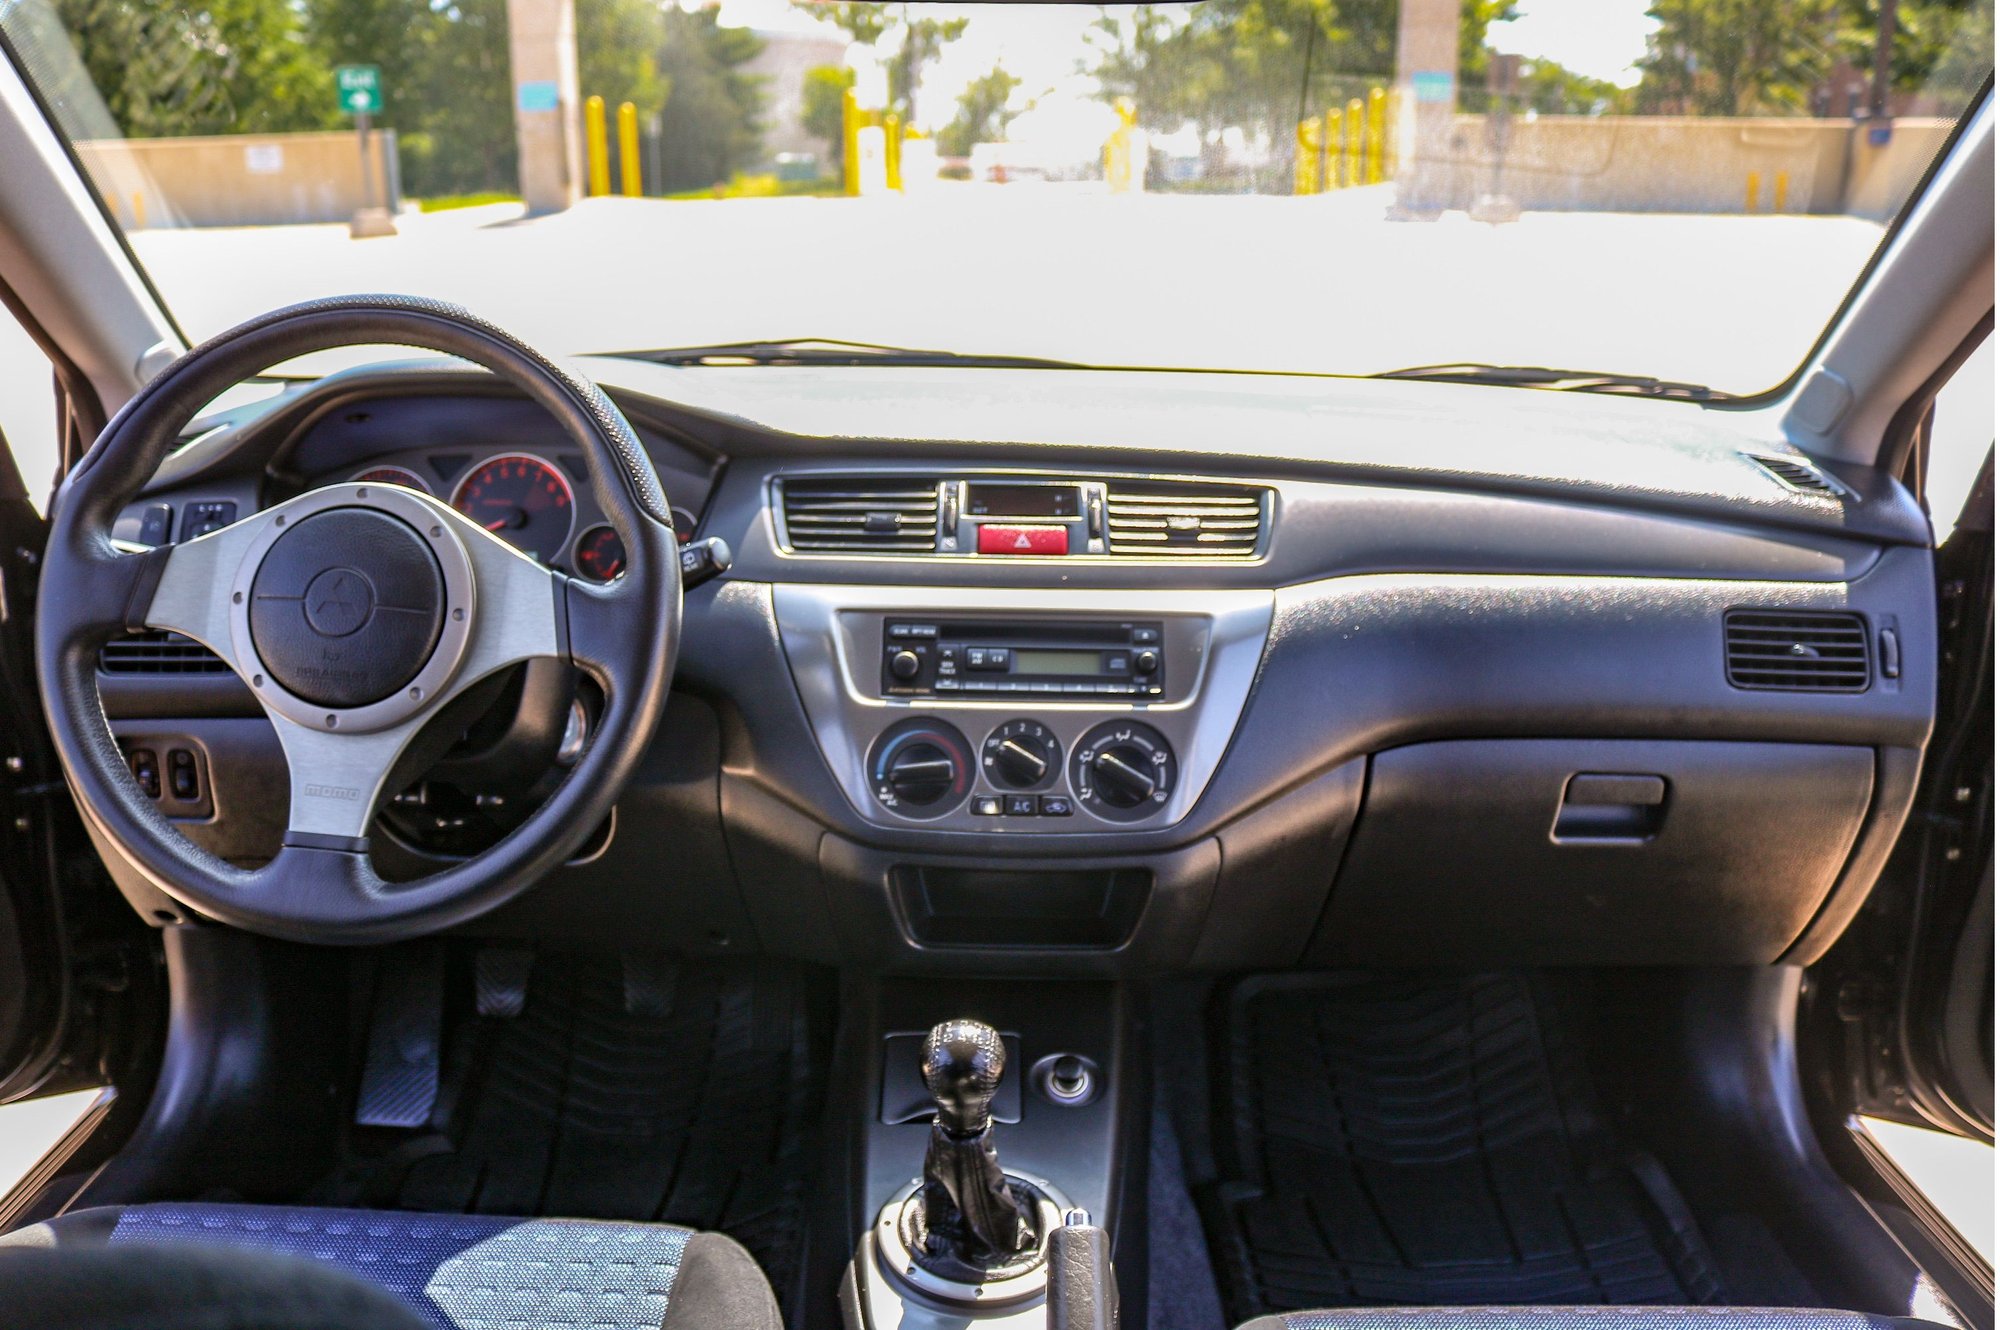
76,131,399,229
1426,115,1955,218
743,30,848,165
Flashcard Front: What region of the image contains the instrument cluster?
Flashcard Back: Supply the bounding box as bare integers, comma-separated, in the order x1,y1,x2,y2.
336,449,702,583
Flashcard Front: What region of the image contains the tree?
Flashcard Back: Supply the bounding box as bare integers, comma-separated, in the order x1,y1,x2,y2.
579,0,669,124
794,1,966,119
1087,0,1499,186
938,64,1019,157
656,5,765,190
801,64,855,176
57,0,334,136
1632,0,1844,114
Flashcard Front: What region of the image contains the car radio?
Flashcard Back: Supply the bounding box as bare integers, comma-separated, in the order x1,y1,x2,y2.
881,619,1164,699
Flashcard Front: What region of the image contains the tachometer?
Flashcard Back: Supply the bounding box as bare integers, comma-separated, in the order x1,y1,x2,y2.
573,524,626,582
350,465,433,496
450,453,574,564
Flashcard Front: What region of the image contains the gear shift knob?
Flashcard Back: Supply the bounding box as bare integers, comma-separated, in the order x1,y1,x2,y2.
922,1018,1006,1137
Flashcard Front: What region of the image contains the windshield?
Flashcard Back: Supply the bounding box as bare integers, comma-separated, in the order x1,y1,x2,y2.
0,0,1991,394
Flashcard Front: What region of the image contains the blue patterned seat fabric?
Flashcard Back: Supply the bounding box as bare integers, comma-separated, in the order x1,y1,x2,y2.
103,1203,692,1330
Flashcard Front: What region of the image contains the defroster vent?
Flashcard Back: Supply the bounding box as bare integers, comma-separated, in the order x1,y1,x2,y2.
1724,610,1870,692
780,477,940,553
1104,482,1265,559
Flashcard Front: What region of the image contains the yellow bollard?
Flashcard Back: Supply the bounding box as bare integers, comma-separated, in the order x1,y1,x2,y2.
884,112,902,191
1746,171,1760,213
841,87,861,196
1345,99,1364,191
1323,110,1341,187
617,101,641,196
1365,87,1386,184
585,95,610,197
1295,120,1316,194
1774,171,1789,212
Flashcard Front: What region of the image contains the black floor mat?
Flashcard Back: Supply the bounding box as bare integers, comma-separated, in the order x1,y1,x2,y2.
1201,972,1724,1322
320,953,830,1315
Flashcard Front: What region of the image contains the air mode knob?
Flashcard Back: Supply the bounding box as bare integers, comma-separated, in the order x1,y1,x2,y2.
1071,721,1177,822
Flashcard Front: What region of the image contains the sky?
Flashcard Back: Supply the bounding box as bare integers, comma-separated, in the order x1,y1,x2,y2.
711,0,1662,154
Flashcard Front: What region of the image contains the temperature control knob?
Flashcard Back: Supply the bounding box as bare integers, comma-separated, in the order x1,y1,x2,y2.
982,719,1062,790
867,719,973,819
1072,721,1177,822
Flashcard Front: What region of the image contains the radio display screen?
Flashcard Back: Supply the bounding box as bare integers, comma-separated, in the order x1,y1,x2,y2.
965,484,1079,519
1012,649,1105,677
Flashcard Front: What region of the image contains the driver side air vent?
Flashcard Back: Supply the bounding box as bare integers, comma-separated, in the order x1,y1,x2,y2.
780,477,940,553
1104,482,1266,559
1724,610,1871,692
100,630,231,675
1745,452,1848,498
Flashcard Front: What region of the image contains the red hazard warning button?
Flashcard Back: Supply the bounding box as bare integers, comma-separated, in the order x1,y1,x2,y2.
976,525,1068,555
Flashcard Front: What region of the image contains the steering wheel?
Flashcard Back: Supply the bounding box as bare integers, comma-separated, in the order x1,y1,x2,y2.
35,296,681,943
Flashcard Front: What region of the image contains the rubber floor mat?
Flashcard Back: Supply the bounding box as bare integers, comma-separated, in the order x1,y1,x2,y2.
1202,973,1723,1322
324,954,830,1315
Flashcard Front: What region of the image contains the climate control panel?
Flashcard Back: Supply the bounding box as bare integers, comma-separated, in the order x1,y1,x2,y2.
866,715,1179,825
773,585,1274,834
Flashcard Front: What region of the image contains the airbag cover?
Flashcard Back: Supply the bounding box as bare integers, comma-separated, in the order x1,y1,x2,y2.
249,508,446,707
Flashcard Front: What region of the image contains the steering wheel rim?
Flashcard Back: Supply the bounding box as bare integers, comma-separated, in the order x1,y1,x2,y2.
36,295,682,943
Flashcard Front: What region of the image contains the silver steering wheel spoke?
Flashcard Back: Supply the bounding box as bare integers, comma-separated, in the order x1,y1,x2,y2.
137,482,569,851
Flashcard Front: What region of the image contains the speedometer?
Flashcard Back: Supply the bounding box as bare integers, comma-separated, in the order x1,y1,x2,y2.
450,453,575,564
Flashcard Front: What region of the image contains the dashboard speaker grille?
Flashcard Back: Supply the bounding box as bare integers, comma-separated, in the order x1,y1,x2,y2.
1745,452,1846,498
1724,610,1870,691
100,630,231,675
1104,482,1264,559
780,477,939,553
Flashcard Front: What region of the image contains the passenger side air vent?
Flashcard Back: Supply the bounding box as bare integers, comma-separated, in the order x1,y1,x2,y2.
1724,610,1870,692
99,630,231,676
780,477,940,553
1745,452,1847,499
1104,482,1265,559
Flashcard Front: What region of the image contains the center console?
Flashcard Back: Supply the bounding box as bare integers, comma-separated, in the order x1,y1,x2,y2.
772,586,1274,834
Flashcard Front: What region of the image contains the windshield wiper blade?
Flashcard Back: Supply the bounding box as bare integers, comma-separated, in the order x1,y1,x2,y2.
1372,362,1724,401
605,338,1092,370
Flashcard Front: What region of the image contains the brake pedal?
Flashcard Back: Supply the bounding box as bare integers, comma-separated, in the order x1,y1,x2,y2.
354,946,443,1129
474,947,535,1018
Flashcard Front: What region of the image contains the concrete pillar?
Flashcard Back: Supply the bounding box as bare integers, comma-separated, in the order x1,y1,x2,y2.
1390,0,1459,218
507,0,581,214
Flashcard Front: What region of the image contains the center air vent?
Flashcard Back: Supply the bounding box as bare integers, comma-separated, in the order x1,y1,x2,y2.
1104,482,1265,559
1724,610,1870,692
100,630,230,675
780,477,939,553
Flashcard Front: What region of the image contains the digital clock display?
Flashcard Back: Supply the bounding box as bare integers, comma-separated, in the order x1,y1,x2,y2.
965,484,1080,519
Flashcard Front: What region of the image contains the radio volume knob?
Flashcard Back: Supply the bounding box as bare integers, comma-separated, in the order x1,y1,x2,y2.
1132,649,1159,676
889,649,922,681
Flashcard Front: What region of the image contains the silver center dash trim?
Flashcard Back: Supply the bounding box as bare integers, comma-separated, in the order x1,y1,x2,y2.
772,584,1274,833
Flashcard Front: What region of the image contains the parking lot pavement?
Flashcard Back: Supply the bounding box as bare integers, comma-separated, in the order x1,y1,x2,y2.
123,188,1885,396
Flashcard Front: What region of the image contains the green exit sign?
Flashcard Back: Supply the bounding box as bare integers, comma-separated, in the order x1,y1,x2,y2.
335,64,382,116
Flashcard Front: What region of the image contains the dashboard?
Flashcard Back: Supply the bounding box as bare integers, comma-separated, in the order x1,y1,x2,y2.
89,358,1939,973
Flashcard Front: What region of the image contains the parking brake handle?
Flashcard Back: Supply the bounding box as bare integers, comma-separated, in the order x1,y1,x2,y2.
1047,1209,1118,1330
